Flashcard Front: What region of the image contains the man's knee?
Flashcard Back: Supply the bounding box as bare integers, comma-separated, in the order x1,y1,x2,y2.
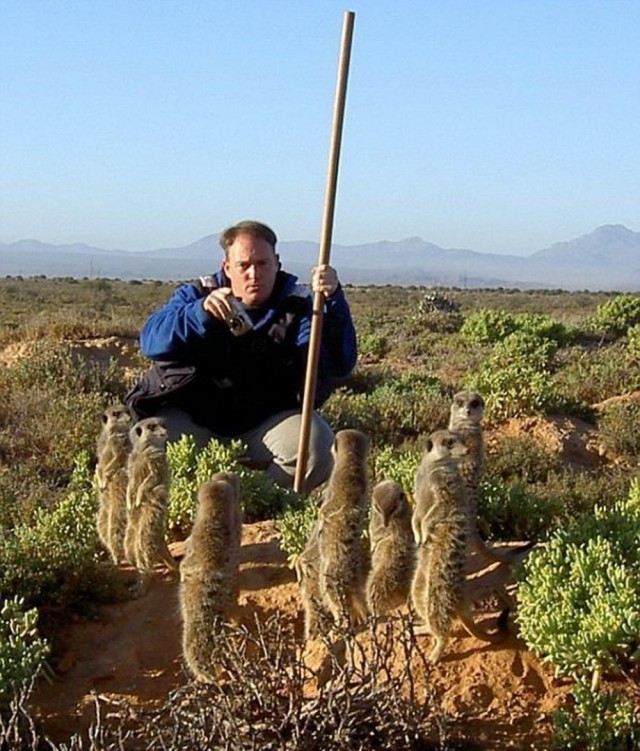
254,411,334,492
154,406,215,448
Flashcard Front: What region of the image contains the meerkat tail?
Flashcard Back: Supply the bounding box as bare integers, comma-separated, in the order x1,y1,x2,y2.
471,534,535,565
428,634,449,663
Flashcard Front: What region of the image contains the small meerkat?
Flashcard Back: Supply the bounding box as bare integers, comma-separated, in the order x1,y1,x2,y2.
296,521,335,640
124,417,177,575
366,480,415,617
180,472,243,682
95,403,132,564
411,429,509,663
448,391,533,565
317,429,370,633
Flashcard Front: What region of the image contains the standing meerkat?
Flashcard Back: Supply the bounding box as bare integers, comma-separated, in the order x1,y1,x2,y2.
411,429,509,663
366,480,415,617
124,417,177,575
179,472,243,682
296,521,334,640
317,429,370,633
95,403,132,564
448,391,533,565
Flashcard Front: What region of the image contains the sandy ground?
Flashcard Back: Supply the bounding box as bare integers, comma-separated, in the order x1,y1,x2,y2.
13,338,638,748
29,522,573,750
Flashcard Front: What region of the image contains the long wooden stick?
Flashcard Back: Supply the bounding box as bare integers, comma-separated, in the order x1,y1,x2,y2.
294,10,356,495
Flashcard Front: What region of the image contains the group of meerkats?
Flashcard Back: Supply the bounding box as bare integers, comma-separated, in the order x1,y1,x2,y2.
95,408,243,680
95,390,532,681
296,390,533,663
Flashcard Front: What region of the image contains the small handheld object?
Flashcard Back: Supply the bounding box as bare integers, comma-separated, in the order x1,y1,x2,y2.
225,297,253,337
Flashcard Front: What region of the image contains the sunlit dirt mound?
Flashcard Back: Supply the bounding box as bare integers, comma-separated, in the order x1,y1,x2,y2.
29,522,574,750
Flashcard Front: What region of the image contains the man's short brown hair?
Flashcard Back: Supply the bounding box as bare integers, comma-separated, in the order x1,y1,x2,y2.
219,220,278,254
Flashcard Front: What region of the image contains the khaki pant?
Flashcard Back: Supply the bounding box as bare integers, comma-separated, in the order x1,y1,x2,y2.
155,406,334,494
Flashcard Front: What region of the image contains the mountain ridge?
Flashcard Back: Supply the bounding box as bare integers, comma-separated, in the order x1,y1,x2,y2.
1,224,638,291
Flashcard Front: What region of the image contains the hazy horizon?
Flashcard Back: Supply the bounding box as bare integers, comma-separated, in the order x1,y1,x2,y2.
2,1,639,256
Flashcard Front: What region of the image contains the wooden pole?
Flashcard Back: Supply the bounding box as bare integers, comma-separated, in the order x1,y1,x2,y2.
294,10,356,495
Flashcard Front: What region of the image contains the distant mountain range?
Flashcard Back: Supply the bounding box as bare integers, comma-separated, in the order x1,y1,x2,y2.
1,224,639,291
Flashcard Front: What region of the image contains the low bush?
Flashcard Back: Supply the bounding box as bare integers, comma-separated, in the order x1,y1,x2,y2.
0,341,128,493
532,467,632,519
589,294,640,338
486,434,561,484
321,371,449,446
551,678,640,751
460,309,518,344
0,452,110,612
166,436,302,534
467,332,557,420
477,480,563,542
460,310,569,347
597,400,640,458
552,345,640,405
357,332,389,360
276,502,319,568
371,444,421,497
516,482,640,688
626,323,640,359
0,597,50,709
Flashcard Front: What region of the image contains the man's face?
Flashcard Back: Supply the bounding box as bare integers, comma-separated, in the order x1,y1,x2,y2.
223,233,279,307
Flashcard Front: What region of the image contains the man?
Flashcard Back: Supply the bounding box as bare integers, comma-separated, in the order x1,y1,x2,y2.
125,220,357,492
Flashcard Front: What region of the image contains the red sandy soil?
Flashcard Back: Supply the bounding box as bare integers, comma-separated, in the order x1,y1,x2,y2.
11,338,639,748
29,521,571,751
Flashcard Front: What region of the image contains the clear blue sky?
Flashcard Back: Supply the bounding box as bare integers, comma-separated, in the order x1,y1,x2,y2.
1,0,639,255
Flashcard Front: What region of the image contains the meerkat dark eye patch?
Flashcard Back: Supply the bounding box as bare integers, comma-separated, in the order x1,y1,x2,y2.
469,399,481,409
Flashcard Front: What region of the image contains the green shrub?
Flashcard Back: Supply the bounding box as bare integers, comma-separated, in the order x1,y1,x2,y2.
275,502,319,568
358,332,389,359
0,596,50,708
166,436,302,533
626,323,640,360
553,345,640,405
460,309,569,347
0,341,128,491
511,313,570,346
372,445,421,495
478,480,563,541
321,371,449,446
589,294,640,338
467,333,557,420
486,434,561,484
552,678,640,751
516,483,640,686
460,309,517,344
597,401,640,458
532,467,632,519
0,452,105,611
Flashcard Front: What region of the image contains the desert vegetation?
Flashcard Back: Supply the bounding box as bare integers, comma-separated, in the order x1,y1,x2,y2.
1,276,640,749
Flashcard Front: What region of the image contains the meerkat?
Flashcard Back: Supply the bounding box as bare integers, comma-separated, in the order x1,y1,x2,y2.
295,521,335,640
448,391,534,565
179,472,243,682
124,417,177,575
366,480,416,617
411,429,509,663
95,403,132,564
317,429,370,633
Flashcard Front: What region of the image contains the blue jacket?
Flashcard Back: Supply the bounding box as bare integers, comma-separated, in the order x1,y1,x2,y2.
125,269,357,436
